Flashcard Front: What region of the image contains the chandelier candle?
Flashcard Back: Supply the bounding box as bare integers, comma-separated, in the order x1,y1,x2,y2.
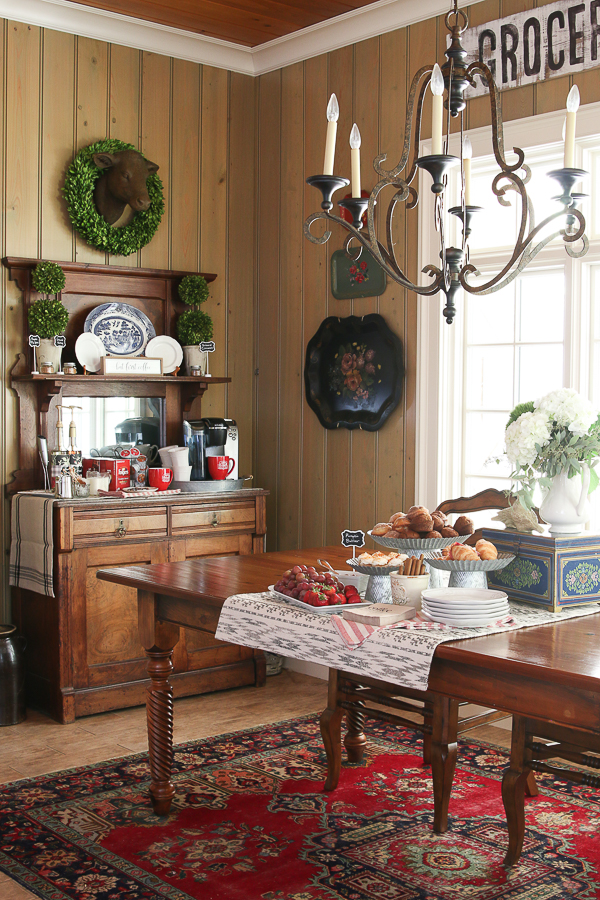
564,85,580,169
323,93,339,176
463,136,472,205
350,124,362,197
430,64,445,155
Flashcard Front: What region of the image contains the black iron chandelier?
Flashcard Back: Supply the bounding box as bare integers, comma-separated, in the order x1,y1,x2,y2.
304,0,588,324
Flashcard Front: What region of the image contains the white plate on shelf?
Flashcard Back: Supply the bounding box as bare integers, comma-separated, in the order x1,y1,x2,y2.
422,602,509,618
422,597,509,612
145,335,183,374
75,332,106,373
84,303,155,356
420,608,510,627
268,586,371,616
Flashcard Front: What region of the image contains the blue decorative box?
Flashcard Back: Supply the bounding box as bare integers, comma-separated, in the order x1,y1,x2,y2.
482,528,600,612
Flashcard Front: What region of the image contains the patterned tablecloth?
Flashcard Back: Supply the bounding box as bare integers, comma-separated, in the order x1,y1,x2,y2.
215,593,600,692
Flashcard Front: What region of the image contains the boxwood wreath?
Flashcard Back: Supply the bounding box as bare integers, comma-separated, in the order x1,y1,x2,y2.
63,139,164,256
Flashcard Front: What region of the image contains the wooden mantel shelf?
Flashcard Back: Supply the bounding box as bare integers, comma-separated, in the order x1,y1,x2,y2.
12,374,230,385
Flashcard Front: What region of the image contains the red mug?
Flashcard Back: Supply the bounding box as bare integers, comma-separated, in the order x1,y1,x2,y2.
208,456,235,480
148,467,173,490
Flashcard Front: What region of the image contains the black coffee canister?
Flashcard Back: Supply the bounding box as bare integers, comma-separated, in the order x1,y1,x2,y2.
0,624,26,725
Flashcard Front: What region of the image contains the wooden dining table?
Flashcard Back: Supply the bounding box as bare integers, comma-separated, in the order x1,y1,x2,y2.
97,544,600,853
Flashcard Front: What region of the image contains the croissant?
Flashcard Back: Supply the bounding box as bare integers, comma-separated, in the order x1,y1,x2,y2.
450,543,479,561
476,539,498,560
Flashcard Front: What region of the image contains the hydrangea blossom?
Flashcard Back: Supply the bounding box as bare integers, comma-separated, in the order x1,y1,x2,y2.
535,388,597,435
505,411,551,468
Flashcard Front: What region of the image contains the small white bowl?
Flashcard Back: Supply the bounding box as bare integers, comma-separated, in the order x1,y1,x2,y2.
334,570,369,594
390,572,430,610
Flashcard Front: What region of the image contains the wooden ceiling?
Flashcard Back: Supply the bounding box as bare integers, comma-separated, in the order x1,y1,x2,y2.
66,0,379,47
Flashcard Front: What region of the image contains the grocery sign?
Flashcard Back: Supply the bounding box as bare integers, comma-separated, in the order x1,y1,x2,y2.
456,0,600,97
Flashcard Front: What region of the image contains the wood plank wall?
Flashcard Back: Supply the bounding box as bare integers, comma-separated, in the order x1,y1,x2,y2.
255,0,600,553
0,20,256,618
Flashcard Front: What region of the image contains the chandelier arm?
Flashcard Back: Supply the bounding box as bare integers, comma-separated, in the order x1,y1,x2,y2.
460,207,587,294
466,62,525,174
374,66,433,182
304,212,333,245
566,234,589,259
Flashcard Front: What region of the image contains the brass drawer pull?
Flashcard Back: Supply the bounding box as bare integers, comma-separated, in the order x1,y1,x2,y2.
115,519,128,537
211,513,219,527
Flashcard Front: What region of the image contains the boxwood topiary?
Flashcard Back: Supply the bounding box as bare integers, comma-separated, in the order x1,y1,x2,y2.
28,299,69,339
63,138,164,256
178,274,209,307
177,309,213,346
32,261,66,296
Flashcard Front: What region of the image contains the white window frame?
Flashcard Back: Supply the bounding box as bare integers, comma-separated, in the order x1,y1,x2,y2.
416,100,600,512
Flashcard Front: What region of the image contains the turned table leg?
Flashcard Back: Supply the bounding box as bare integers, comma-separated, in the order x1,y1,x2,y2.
430,694,459,834
344,695,367,763
138,590,180,816
321,669,345,791
502,716,531,867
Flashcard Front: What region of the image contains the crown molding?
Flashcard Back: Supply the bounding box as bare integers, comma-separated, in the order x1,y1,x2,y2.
0,0,461,76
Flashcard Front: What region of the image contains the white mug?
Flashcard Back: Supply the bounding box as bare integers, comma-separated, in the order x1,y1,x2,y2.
172,464,192,482
158,445,178,468
170,447,191,465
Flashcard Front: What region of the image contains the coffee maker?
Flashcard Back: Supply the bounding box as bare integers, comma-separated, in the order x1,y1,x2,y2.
183,418,238,480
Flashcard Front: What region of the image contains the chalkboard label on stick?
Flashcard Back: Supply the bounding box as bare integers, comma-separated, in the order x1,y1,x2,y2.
200,341,216,353
54,335,67,348
29,334,40,348
341,529,365,558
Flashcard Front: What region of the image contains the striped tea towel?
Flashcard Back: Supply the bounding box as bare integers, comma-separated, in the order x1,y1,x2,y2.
330,612,517,649
97,489,182,498
9,492,55,597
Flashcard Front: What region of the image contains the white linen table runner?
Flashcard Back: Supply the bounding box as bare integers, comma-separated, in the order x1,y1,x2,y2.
215,592,600,691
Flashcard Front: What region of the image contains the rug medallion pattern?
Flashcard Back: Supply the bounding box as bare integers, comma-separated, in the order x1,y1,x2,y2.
1,716,599,899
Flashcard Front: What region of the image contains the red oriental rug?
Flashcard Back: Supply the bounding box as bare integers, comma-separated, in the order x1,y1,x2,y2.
1,715,600,900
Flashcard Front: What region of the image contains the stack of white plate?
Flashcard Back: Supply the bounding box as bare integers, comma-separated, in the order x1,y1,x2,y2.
420,588,509,627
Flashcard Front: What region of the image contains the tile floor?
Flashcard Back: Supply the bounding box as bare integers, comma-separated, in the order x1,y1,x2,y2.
0,671,511,899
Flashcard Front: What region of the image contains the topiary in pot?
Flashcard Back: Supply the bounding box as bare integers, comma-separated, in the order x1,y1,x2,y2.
177,309,213,375
28,297,70,373
32,261,66,298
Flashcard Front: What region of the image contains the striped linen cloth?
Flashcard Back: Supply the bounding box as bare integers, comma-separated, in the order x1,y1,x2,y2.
9,492,55,597
330,612,516,649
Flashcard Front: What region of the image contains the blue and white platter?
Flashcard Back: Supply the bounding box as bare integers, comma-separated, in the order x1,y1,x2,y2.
84,303,156,357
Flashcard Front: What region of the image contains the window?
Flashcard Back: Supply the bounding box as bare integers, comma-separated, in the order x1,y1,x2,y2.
417,102,600,530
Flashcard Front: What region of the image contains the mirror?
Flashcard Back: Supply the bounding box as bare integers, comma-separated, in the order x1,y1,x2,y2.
61,396,165,458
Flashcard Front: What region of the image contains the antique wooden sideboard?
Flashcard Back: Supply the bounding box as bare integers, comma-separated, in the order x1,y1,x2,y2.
4,258,267,723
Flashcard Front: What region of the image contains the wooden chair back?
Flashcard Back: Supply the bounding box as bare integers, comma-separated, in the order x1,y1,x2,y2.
435,488,510,544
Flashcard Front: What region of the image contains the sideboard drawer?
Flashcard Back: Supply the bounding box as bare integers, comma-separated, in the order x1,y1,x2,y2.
171,502,256,535
71,506,168,546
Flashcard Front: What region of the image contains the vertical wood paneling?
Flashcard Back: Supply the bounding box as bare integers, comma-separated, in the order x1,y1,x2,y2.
256,69,281,549
170,59,200,271
199,66,229,418
301,53,328,549
108,43,140,266
324,44,353,546
41,30,75,262
278,61,305,550
139,52,171,269
349,36,380,535
466,0,501,131
75,37,108,264
377,26,408,524
228,71,256,479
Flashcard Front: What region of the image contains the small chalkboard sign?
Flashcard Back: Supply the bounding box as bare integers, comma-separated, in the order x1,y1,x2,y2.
54,335,67,348
29,334,40,374
200,341,216,352
341,529,365,558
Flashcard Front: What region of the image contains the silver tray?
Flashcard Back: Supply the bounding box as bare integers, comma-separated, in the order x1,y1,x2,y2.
426,551,515,572
172,477,253,492
368,531,469,552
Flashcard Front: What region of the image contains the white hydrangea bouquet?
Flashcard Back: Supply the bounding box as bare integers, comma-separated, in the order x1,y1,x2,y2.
505,388,600,508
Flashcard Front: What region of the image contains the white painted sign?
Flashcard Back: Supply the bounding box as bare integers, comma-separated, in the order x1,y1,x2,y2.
456,0,600,97
100,356,163,376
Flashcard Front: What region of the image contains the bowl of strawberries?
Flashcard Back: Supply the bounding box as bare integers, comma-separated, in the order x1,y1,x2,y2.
270,564,369,614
